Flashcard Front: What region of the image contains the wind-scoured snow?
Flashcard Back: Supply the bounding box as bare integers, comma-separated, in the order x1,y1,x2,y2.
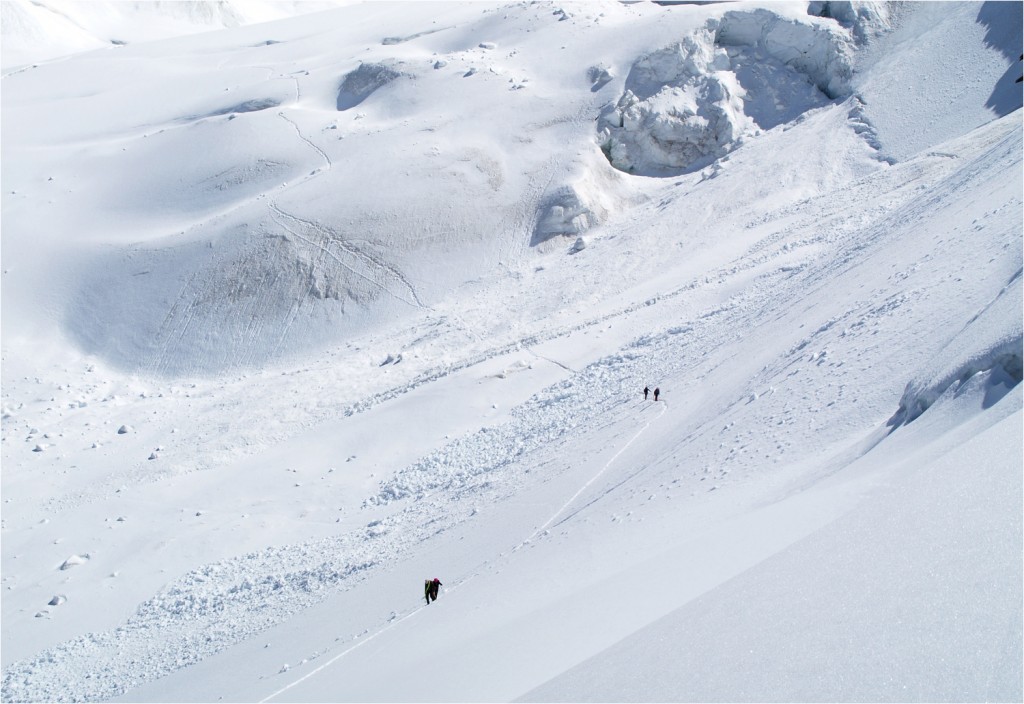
1,2,1021,702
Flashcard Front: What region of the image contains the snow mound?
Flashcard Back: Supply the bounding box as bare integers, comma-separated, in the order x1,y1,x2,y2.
65,208,422,375
598,8,860,175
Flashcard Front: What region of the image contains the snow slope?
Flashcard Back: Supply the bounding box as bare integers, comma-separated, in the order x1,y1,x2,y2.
0,0,355,69
1,2,1021,702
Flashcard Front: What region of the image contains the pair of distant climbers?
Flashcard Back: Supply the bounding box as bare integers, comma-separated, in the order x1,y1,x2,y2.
643,386,660,402
424,577,442,604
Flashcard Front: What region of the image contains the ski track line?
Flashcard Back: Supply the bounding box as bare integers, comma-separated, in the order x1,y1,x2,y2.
258,606,424,703
270,203,427,309
260,402,665,702
277,111,331,170
520,400,667,544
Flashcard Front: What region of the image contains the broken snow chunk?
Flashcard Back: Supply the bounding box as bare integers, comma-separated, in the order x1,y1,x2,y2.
479,42,497,50
117,425,132,435
59,554,89,570
533,184,605,246
48,595,66,606
588,65,613,91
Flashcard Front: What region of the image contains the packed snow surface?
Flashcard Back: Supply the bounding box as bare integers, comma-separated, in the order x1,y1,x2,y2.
1,1,1021,702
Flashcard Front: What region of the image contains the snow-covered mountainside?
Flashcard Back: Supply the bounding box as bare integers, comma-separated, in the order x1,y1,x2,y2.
0,0,356,69
1,2,1021,702
2,0,915,377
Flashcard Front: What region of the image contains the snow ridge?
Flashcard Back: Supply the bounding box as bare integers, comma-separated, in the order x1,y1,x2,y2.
892,271,1023,426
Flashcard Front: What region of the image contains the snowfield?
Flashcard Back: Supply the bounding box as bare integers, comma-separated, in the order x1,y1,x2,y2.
1,1,1021,702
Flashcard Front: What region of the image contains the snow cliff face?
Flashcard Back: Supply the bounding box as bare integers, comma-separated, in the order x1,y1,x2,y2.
597,7,876,175
336,62,407,110
808,1,902,43
599,26,752,175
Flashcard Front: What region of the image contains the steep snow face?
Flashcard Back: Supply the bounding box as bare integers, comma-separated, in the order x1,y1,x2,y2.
597,7,866,175
852,1,1023,161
